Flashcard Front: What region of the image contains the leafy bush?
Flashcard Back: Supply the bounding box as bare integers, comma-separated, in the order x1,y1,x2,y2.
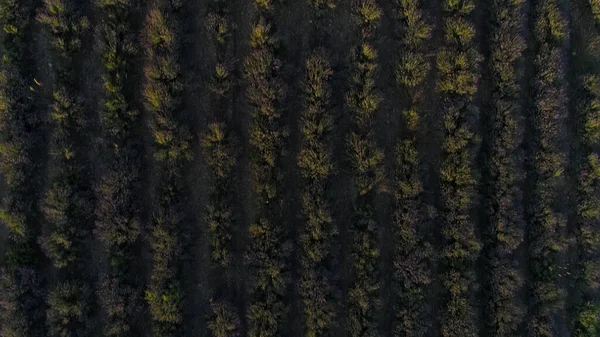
208,300,241,337
46,282,93,337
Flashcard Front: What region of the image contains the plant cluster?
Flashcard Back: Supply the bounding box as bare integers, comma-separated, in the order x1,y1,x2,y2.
142,3,191,336
0,0,47,336
38,1,96,336
203,0,241,336
95,0,144,336
480,0,526,335
525,0,567,335
345,2,384,337
243,2,290,336
391,0,435,336
435,0,481,335
297,51,337,337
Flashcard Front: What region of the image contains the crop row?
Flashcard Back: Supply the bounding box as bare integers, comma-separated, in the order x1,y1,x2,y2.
391,0,434,336
243,1,289,336
142,1,191,335
296,2,338,337
297,51,337,337
525,0,567,335
480,0,525,335
38,0,96,336
202,0,242,335
345,1,384,337
0,0,46,336
435,0,481,335
571,0,600,334
95,0,145,336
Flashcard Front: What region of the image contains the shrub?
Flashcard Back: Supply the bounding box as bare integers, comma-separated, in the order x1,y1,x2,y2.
208,300,241,337
46,282,93,337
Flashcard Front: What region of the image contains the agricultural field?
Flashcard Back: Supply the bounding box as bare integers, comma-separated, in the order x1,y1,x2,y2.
0,0,599,336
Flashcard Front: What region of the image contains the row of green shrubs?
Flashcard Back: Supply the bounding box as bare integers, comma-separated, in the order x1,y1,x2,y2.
391,0,434,336
297,50,337,337
38,0,96,336
480,0,525,335
297,3,338,337
0,0,47,335
95,0,145,336
143,2,191,335
243,2,289,337
571,0,600,334
435,0,481,335
202,0,241,336
525,0,567,335
345,2,384,337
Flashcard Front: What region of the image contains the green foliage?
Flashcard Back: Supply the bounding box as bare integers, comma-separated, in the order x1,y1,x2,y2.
95,2,144,335
98,277,142,337
41,166,94,270
396,0,431,47
436,0,481,334
207,11,232,45
391,5,434,335
345,4,383,337
144,9,190,164
0,2,69,336
534,0,566,43
244,21,286,201
397,52,429,89
590,0,600,24
0,266,46,337
525,0,567,335
574,303,600,337
203,123,237,179
348,208,379,337
202,122,237,268
243,11,289,336
572,3,600,327
309,0,336,10
480,0,526,335
436,49,478,96
143,3,190,336
208,300,241,337
145,285,183,327
345,41,384,196
39,0,95,277
38,0,89,68
247,217,289,337
46,282,93,337
352,0,381,37
298,51,337,337
442,0,474,14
